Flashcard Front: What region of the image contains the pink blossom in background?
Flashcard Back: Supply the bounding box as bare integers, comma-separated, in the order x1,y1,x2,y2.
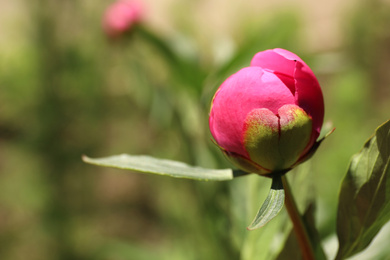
103,0,144,37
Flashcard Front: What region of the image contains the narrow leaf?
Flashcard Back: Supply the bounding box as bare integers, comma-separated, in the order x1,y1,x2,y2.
247,175,285,230
82,154,234,181
336,119,390,259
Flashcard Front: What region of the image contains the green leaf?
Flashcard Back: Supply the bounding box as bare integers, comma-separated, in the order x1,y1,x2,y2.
335,119,390,260
230,175,290,260
247,175,285,230
82,154,234,181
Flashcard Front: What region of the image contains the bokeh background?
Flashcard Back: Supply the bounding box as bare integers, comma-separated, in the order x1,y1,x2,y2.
1,0,389,259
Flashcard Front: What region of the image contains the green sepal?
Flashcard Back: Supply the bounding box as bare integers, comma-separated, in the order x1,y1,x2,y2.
278,105,313,168
243,108,280,171
211,138,271,175
243,105,313,172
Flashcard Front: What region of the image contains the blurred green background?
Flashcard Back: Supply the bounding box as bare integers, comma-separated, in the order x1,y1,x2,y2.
0,0,389,259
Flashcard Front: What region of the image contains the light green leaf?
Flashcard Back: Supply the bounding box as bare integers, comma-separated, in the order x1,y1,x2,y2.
82,154,234,181
247,175,285,230
335,119,390,260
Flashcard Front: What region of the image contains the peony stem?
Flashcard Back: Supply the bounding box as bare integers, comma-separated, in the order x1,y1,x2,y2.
281,175,315,260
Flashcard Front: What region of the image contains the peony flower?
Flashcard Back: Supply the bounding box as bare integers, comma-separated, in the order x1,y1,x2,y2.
209,48,324,175
103,0,144,37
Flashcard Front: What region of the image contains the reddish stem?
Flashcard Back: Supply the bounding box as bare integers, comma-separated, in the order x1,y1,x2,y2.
282,175,315,260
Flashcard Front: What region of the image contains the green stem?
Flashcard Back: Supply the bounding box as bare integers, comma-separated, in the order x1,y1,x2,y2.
282,175,315,260
135,25,180,67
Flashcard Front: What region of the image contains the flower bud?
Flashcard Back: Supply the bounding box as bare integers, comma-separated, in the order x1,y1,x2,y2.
103,0,144,37
209,48,324,175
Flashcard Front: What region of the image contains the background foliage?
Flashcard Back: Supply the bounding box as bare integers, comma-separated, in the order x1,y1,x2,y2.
0,0,389,259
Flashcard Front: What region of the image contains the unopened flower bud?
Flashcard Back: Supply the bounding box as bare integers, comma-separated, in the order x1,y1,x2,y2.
209,48,324,175
103,0,144,37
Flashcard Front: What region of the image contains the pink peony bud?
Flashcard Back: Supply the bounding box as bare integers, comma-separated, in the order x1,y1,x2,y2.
103,0,144,37
209,48,324,175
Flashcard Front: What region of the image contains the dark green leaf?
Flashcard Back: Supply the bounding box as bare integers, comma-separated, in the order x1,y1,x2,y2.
82,154,234,181
247,175,285,230
336,119,390,259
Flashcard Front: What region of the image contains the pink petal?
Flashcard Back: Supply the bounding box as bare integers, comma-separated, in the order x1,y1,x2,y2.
271,48,324,138
273,48,303,62
251,48,324,139
293,61,324,137
250,49,297,77
250,49,297,94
